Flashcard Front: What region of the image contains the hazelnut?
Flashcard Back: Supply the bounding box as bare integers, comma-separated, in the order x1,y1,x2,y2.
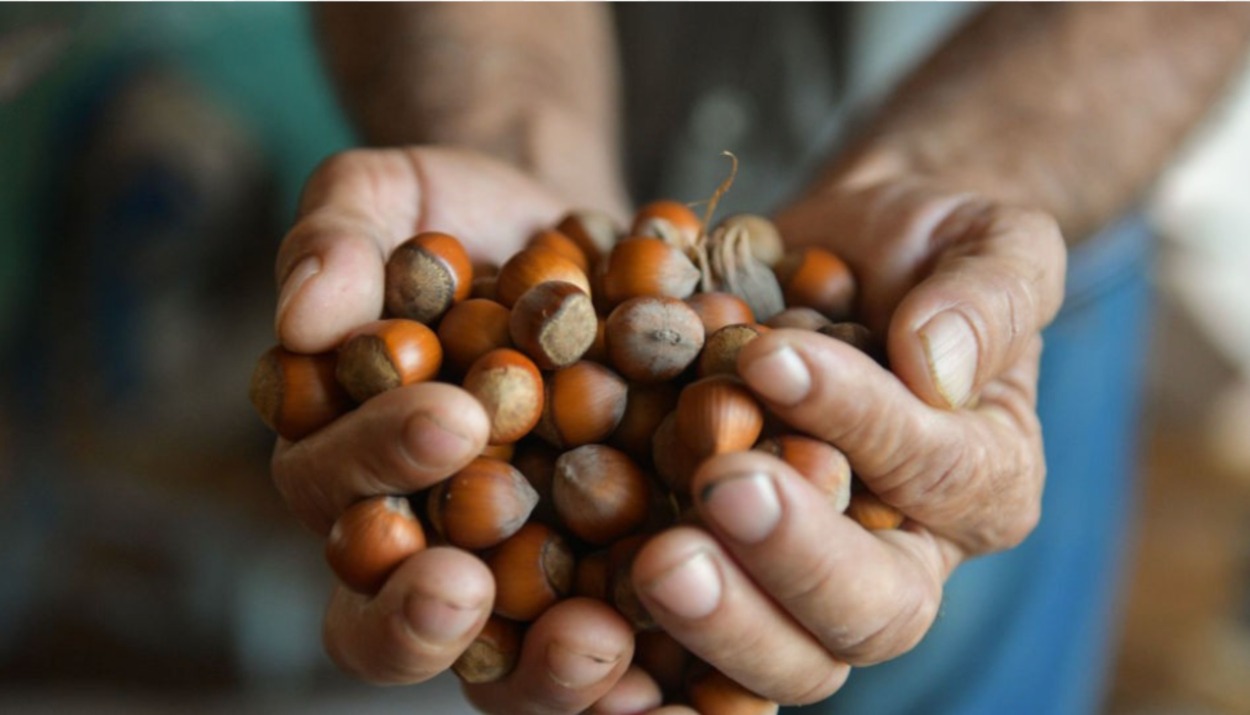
774,247,856,322
605,296,705,383
427,457,539,550
610,381,680,458
573,549,610,601
686,292,756,335
557,209,620,268
553,444,651,546
453,615,521,684
764,306,833,332
527,228,590,274
608,534,657,631
462,348,545,445
634,630,691,698
675,375,765,460
631,199,702,253
508,281,598,370
818,321,885,363
755,435,851,513
600,237,701,308
846,481,905,531
438,298,514,376
652,411,701,497
487,522,574,621
384,231,473,324
325,495,426,595
687,667,779,715
697,323,770,378
535,361,628,448
249,346,351,440
495,247,590,307
335,319,443,403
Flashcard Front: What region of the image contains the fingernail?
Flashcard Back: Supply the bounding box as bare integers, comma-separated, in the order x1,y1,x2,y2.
276,255,321,326
643,551,722,620
404,411,475,470
919,311,978,408
700,472,781,545
405,593,480,644
546,642,622,689
739,344,811,406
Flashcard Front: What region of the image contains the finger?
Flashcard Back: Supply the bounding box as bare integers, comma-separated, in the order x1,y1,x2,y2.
691,450,948,664
464,598,634,715
887,204,1066,408
737,330,1044,554
323,546,494,685
272,381,489,534
585,666,663,715
631,527,850,705
275,147,567,353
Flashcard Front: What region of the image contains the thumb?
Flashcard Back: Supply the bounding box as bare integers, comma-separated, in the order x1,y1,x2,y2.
888,204,1067,408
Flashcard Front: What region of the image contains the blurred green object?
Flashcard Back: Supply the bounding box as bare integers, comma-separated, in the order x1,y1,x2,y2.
0,2,355,347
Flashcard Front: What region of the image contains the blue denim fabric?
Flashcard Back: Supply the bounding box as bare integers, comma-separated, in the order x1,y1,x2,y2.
809,216,1154,715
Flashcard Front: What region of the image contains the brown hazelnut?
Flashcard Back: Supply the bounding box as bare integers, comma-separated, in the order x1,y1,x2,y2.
652,411,701,497
610,381,680,458
249,346,351,440
325,495,426,595
557,209,620,268
697,323,770,378
384,231,473,324
509,281,598,370
487,522,574,621
527,228,590,274
764,306,834,332
608,534,657,631
687,667,779,715
686,292,756,335
427,457,539,550
535,361,628,448
675,375,765,460
600,237,701,308
335,319,443,403
462,348,545,445
631,199,702,253
755,435,851,513
846,481,905,531
605,296,705,383
453,615,521,684
634,630,691,698
774,247,856,322
553,444,651,546
438,298,514,376
818,321,885,363
495,247,591,308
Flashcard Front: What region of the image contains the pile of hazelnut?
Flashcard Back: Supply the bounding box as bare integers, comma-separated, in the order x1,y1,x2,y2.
250,198,903,714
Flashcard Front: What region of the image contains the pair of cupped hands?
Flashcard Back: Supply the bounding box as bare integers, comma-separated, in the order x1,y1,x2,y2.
269,146,1066,714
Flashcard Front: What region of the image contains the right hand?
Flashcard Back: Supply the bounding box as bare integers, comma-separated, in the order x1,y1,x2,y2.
269,147,657,713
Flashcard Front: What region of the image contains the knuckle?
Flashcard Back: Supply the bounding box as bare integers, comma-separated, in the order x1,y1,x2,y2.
828,571,941,665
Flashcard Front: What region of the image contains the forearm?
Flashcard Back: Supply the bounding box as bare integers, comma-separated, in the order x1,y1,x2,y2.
819,3,1250,243
314,2,629,215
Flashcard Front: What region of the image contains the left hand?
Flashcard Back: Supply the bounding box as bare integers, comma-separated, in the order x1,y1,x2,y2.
628,176,1068,704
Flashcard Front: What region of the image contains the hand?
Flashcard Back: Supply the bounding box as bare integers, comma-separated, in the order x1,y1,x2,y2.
627,176,1067,704
270,147,642,713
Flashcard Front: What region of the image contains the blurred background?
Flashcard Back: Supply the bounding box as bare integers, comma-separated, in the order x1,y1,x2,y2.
1,4,1248,714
